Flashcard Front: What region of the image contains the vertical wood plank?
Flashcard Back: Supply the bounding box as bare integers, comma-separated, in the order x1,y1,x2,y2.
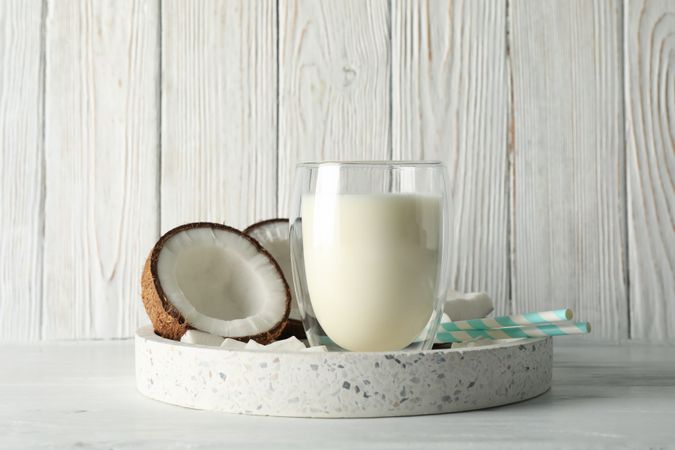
0,0,44,341
43,0,159,338
278,0,391,215
625,0,675,341
391,0,510,314
161,1,277,231
509,0,627,339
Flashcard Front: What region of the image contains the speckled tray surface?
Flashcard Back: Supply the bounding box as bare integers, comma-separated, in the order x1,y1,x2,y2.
135,326,552,418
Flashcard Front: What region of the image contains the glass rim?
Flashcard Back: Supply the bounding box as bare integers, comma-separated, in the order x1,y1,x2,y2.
296,160,443,168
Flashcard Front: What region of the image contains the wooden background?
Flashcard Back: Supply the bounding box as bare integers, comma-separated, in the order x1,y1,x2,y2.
0,0,672,342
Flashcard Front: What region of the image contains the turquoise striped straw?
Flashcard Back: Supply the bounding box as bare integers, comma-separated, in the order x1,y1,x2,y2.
436,321,591,343
442,308,573,332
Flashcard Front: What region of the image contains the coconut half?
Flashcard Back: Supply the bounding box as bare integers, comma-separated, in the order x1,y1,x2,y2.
141,222,290,343
244,219,306,339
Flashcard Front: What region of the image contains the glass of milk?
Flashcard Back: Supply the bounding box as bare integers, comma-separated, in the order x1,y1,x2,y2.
289,161,449,352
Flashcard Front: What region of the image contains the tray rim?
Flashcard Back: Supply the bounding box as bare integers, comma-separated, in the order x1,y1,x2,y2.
135,325,548,356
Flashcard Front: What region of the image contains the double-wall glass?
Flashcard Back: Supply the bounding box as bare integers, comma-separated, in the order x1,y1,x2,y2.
289,161,450,352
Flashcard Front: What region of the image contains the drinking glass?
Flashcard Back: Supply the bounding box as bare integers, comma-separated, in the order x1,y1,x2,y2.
289,161,450,352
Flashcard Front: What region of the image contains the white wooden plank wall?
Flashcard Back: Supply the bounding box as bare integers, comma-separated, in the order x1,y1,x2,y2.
42,0,159,339
0,0,44,341
624,0,675,340
509,0,628,339
0,0,672,342
161,0,277,232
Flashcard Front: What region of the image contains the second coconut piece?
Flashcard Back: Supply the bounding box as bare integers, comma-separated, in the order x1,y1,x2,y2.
244,219,305,339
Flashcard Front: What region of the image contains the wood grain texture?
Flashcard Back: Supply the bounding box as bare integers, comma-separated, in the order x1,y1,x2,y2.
42,0,159,338
625,0,675,340
391,0,510,315
0,0,44,341
278,0,391,215
161,1,277,231
509,0,627,340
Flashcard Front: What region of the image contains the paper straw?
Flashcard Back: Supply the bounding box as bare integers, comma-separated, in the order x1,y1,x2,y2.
436,321,591,343
441,308,573,332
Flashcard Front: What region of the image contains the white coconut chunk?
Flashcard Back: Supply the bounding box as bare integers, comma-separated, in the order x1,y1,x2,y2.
264,336,307,351
240,337,302,352
244,220,301,321
180,330,225,346
443,290,494,321
221,338,247,350
244,340,266,351
217,336,326,352
434,292,493,344
303,345,328,352
155,225,288,339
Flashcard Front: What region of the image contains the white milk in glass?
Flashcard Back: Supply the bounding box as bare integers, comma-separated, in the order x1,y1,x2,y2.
302,194,441,351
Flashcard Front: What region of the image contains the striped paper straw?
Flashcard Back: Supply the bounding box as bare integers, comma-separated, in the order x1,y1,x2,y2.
442,308,573,332
436,321,591,343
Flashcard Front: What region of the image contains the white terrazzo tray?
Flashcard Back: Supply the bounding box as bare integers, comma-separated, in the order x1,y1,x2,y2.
135,326,552,418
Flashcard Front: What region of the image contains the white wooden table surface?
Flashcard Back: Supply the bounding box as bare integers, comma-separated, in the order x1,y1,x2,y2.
3,341,674,449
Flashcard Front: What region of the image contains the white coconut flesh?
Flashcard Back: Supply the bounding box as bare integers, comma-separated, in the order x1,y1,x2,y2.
156,226,288,338
245,220,300,321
